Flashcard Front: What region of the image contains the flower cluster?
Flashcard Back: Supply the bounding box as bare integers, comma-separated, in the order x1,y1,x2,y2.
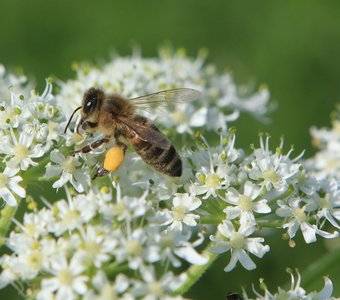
0,69,63,206
0,185,205,299
56,48,272,134
0,50,339,299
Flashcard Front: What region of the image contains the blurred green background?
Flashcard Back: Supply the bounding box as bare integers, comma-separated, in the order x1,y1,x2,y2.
0,0,339,299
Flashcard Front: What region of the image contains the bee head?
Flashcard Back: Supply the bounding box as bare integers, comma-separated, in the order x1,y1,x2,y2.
82,87,104,116
64,87,105,135
74,88,104,134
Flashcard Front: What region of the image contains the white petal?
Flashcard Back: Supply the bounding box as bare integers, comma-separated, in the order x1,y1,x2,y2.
170,221,183,232
314,226,339,239
245,238,270,258
248,168,262,180
324,210,340,229
218,221,235,238
188,197,202,211
1,143,14,155
252,200,271,214
32,144,45,156
50,150,64,164
115,274,129,293
56,287,73,300
175,246,208,265
41,277,59,292
52,175,69,189
225,188,240,204
224,252,239,272
236,249,256,270
45,165,61,178
4,167,19,177
318,277,334,300
224,206,241,220
1,188,17,206
189,107,207,127
0,269,16,288
70,177,85,193
238,223,255,236
183,214,198,226
73,276,88,294
301,222,316,244
287,220,299,238
9,182,26,198
240,212,256,226
244,181,261,199
209,240,231,254
276,207,292,218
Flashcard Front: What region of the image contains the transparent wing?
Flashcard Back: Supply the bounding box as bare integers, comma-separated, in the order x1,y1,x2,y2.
118,116,171,149
129,88,201,110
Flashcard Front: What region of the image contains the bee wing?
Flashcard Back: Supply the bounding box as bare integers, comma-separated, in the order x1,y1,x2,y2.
129,88,201,110
118,116,171,149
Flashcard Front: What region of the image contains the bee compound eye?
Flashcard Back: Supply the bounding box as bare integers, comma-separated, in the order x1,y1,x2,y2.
84,98,96,113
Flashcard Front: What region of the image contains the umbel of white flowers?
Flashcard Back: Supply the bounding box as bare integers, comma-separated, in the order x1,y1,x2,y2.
0,49,339,299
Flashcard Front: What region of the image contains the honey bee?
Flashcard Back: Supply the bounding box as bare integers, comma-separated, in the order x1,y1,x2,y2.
64,87,201,178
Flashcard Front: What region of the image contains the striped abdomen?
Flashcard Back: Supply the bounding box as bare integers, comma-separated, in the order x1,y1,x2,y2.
130,137,182,177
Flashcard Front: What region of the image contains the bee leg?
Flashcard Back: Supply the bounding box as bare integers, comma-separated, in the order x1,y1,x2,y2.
73,137,110,155
92,167,109,180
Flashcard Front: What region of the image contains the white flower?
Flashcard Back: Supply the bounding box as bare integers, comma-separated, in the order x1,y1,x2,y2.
132,265,187,300
276,198,338,243
84,271,130,300
23,120,49,142
44,149,90,192
1,130,44,171
223,181,271,225
38,253,88,300
215,73,273,122
48,192,97,236
148,228,208,267
78,225,116,268
210,220,270,271
0,255,18,288
189,135,241,199
190,168,229,199
0,101,22,129
162,193,202,232
0,64,31,99
113,228,148,270
317,179,340,228
0,92,32,130
7,249,44,281
106,183,149,221
248,137,300,193
0,167,26,206
161,103,207,134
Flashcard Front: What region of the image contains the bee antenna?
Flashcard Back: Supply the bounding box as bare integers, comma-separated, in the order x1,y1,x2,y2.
64,106,81,134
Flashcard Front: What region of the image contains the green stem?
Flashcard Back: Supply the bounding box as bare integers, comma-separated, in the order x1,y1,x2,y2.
299,245,340,290
104,262,130,279
0,205,17,247
255,218,283,229
172,240,219,296
200,215,223,225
